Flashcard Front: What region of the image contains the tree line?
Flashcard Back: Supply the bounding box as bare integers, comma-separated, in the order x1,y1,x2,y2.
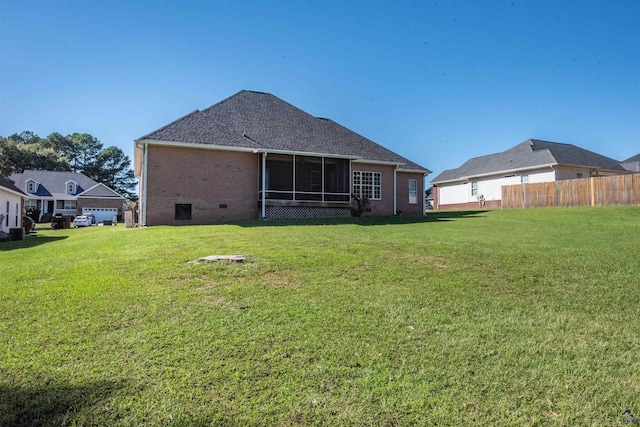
0,131,137,200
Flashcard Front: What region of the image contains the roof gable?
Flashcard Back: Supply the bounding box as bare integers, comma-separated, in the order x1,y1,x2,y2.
138,90,430,173
0,176,27,197
432,139,627,183
8,170,119,198
78,183,125,199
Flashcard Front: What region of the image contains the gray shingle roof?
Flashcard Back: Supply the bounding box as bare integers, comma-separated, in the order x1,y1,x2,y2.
9,170,100,198
138,90,430,173
432,139,627,183
623,153,640,163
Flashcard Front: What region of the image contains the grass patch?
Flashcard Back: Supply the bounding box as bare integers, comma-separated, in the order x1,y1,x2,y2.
1,207,639,425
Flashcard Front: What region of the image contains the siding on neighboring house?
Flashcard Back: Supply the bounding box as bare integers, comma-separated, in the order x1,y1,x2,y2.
0,177,27,238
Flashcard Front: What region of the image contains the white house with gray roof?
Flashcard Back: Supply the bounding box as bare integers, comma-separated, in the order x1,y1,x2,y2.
431,139,630,210
0,176,27,239
9,170,125,223
134,90,430,225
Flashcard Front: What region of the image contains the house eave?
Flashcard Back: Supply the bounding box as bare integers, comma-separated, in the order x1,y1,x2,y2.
431,163,557,184
136,138,367,161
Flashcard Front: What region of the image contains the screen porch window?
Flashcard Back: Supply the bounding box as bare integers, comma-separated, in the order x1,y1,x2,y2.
262,154,350,202
353,171,381,200
409,179,418,204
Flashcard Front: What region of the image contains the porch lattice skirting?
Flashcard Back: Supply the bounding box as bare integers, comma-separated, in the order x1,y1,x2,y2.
265,205,351,219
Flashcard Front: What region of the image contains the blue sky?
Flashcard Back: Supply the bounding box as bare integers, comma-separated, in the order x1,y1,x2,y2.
1,0,638,182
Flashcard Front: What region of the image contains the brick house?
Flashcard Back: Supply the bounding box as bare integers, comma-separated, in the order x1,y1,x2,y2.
134,90,431,226
9,170,126,223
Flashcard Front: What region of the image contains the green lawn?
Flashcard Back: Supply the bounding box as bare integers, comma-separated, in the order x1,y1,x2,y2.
1,207,639,426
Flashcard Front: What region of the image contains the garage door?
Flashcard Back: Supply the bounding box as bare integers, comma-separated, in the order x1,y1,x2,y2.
82,208,118,224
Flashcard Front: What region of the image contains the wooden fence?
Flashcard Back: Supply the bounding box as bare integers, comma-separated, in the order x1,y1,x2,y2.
502,174,640,209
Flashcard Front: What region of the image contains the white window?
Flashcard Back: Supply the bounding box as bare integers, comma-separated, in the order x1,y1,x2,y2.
27,181,36,193
15,203,19,227
5,201,9,227
67,182,76,194
471,181,478,196
25,199,38,208
521,174,529,184
353,171,381,200
408,179,418,204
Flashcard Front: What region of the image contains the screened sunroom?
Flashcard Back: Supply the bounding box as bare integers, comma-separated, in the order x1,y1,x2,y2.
259,153,353,218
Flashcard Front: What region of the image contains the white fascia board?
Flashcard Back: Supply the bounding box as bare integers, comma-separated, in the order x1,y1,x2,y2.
352,159,403,166
432,163,557,184
135,139,259,154
135,139,359,160
397,167,431,174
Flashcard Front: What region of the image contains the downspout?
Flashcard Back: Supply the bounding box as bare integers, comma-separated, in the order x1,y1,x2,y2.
393,166,398,215
422,173,427,215
261,152,267,219
142,143,148,226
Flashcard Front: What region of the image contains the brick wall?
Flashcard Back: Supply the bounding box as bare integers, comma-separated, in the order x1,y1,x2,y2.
352,163,395,216
145,145,260,225
395,171,425,216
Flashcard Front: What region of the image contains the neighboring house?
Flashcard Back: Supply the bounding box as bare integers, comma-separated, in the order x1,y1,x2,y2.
0,176,27,239
134,90,431,226
431,139,630,210
9,170,125,223
622,154,640,173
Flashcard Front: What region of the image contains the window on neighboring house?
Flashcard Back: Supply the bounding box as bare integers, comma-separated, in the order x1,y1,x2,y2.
175,204,192,220
577,172,584,179
409,179,418,204
5,201,9,227
15,203,19,227
56,200,77,210
521,174,529,184
67,182,76,194
353,171,381,200
27,181,36,193
471,181,478,196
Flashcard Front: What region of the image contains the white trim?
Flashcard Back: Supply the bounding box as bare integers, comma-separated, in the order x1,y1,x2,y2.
65,180,77,194
136,139,358,161
352,159,403,166
142,143,149,226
